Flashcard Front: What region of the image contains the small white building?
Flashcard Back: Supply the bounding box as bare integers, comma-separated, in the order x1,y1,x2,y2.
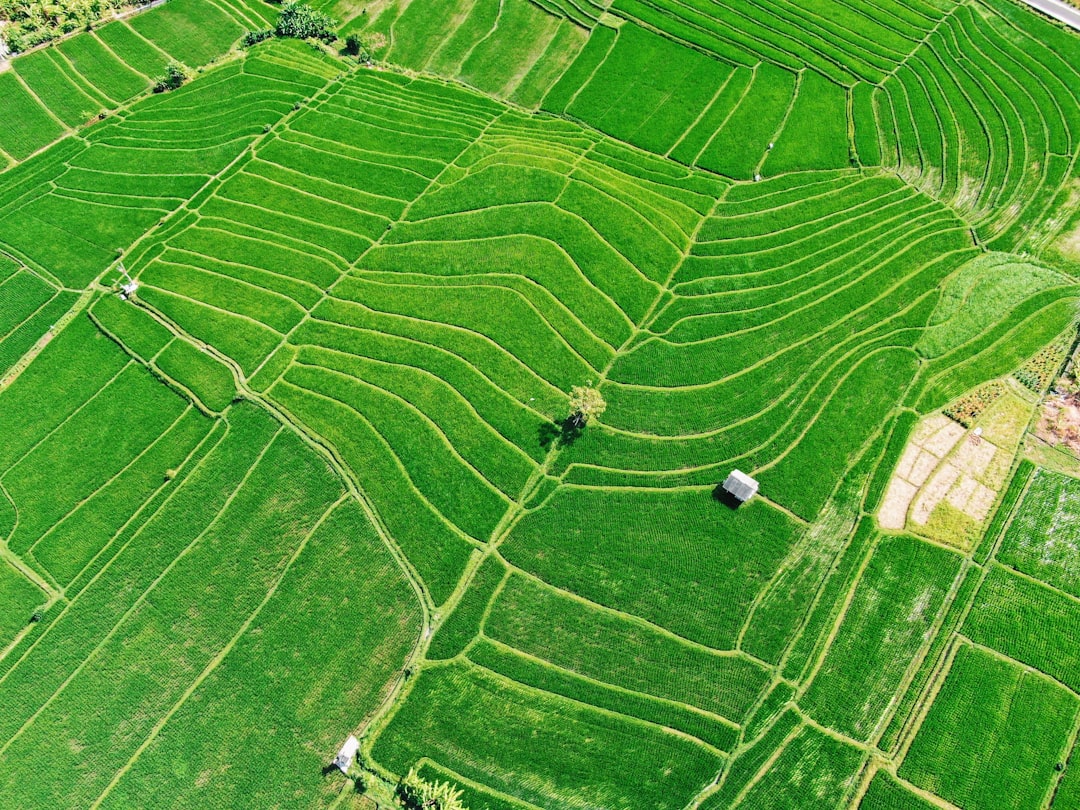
722,470,759,504
333,735,360,773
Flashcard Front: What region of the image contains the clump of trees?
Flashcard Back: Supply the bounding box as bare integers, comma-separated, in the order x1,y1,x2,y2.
397,768,468,810
242,28,273,46
275,2,337,42
344,31,385,60
0,0,125,52
152,62,188,93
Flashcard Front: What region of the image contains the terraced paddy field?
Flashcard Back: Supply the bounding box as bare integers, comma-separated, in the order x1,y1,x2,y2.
1,0,1080,807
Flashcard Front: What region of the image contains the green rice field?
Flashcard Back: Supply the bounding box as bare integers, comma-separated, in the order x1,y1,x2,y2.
1,0,1079,806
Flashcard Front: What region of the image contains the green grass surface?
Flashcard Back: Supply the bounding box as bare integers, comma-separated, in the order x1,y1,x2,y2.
1,5,1079,806
899,643,1077,810
998,468,1080,597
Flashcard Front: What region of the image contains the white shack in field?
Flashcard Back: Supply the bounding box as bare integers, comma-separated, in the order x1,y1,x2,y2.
722,470,759,504
333,735,360,773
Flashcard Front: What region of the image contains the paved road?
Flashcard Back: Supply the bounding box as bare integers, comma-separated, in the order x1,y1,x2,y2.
1021,0,1080,32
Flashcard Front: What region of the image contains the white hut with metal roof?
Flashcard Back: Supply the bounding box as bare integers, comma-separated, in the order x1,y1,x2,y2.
722,470,759,504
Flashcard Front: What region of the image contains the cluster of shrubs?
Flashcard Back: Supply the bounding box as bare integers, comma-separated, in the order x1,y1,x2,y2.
1015,333,1074,393
944,380,1007,427
243,1,336,48
152,61,187,93
0,0,126,52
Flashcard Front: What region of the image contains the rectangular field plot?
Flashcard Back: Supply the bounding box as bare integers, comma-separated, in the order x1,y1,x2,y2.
998,468,1080,597
563,22,735,156
502,488,803,649
371,662,722,809
800,534,961,742
93,500,420,809
899,643,1077,810
126,0,244,67
0,72,66,161
963,564,1080,693
11,49,104,128
483,573,770,723
0,408,351,809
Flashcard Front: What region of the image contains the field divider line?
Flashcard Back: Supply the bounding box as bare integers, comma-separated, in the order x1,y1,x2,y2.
347,270,617,365
617,235,971,391
260,109,506,373
942,24,1028,225
477,633,741,730
881,1,963,81
668,201,936,306
92,31,151,82
272,379,483,550
664,68,736,160
150,257,309,317
790,705,877,755
9,69,72,134
0,288,63,345
117,61,348,286
865,556,974,748
87,492,350,810
295,318,559,423
59,412,224,599
656,203,944,332
721,721,804,808
138,285,286,337
164,246,326,299
599,291,940,451
0,424,284,757
958,634,1080,700
365,231,636,335
305,300,567,401
0,350,129,468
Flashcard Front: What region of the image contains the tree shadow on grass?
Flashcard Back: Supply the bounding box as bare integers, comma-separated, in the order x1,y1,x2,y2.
538,416,584,449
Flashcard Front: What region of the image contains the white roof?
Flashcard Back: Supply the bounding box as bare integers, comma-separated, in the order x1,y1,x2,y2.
723,470,759,502
333,735,359,771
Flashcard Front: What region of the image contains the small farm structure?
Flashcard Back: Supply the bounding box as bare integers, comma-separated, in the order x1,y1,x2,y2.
722,470,759,504
333,735,360,773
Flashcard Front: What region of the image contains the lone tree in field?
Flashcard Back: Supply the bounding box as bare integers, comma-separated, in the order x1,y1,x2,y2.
568,383,606,428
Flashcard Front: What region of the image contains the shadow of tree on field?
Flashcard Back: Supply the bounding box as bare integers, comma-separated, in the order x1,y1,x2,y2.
538,416,585,449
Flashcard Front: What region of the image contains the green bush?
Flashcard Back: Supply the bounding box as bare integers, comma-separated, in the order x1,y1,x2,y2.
152,62,187,93
275,2,337,42
242,28,274,47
